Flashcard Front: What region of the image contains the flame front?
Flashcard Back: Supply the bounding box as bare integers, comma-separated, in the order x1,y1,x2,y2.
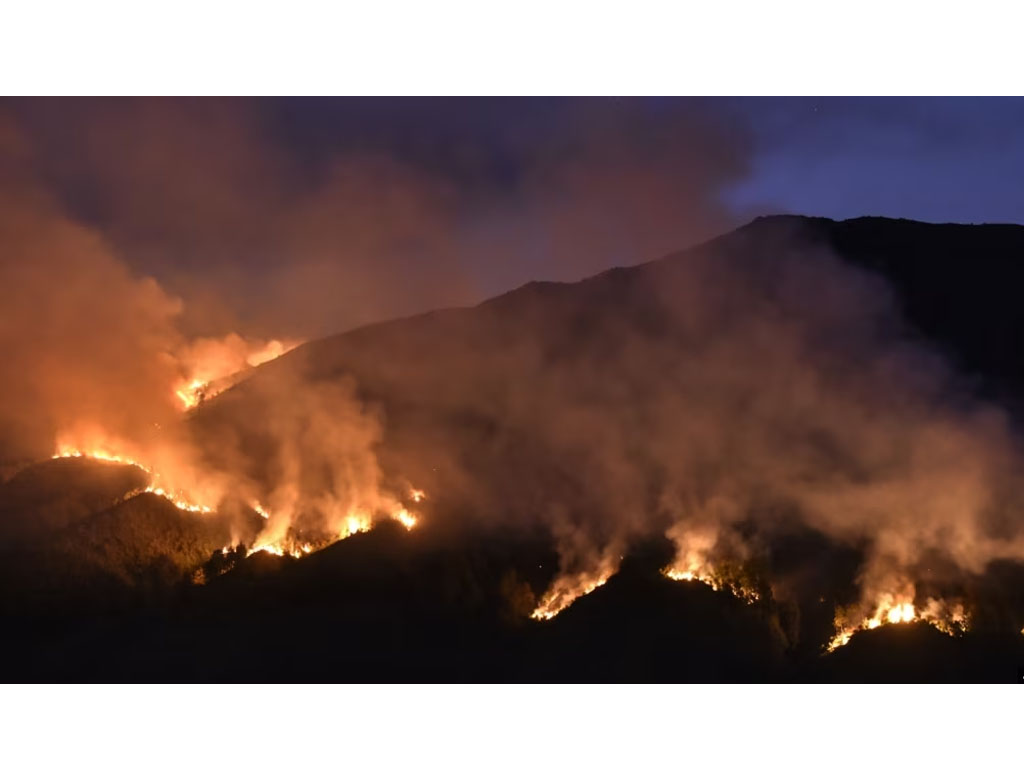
827,589,969,652
531,549,620,621
663,565,760,603
393,507,418,530
663,526,760,604
52,446,151,473
43,324,428,578
531,570,612,621
174,379,208,410
53,442,215,514
245,486,425,560
173,336,301,411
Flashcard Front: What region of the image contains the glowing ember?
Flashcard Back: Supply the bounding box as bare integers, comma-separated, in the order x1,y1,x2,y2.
410,488,426,503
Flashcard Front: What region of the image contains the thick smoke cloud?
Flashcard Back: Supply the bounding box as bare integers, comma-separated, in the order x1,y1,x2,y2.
3,98,749,338
0,114,183,462
228,222,1024,627
0,96,751,505
472,237,1024,623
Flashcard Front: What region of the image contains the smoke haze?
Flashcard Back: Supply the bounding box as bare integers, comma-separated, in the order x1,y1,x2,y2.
3,99,1024,641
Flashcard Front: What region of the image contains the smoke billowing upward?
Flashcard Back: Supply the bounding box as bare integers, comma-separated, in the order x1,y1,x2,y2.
0,97,749,456
197,217,1024,637
0,96,754,561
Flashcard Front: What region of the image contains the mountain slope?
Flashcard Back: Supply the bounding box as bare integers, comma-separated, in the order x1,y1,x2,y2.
6,215,1024,681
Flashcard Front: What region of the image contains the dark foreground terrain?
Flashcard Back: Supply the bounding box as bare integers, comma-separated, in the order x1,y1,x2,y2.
2,502,1022,682
4,215,1024,682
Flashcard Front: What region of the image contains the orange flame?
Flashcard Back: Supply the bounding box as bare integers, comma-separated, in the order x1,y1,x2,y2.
244,492,423,561
827,591,969,652
53,444,215,514
531,551,620,620
531,571,612,621
173,336,301,411
393,506,418,530
174,379,208,410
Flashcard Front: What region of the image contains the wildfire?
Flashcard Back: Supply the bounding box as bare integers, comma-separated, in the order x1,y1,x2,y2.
173,336,301,411
56,431,425,572
339,513,373,539
174,379,208,410
531,572,611,621
663,564,760,603
129,485,213,514
393,507,418,530
53,446,215,514
244,486,425,560
247,543,288,558
826,593,970,652
52,447,151,473
531,551,620,621
662,531,761,604
246,539,316,559
392,487,424,529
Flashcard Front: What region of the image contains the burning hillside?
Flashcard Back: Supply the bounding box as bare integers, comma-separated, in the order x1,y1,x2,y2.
4,215,1024,680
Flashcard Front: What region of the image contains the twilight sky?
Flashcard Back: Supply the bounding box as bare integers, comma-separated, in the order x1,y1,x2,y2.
726,97,1024,224
2,97,1022,341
